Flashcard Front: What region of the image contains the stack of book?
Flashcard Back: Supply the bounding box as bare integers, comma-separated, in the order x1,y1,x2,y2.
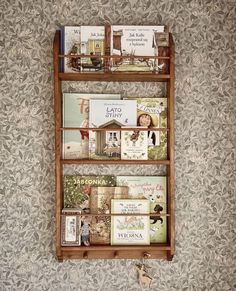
61,175,167,246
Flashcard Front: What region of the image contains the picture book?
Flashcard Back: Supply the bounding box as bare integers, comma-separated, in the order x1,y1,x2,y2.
62,93,121,159
60,26,81,73
89,100,137,160
80,26,105,72
116,176,167,243
63,175,116,211
61,214,81,246
121,127,148,160
111,199,150,245
110,25,165,72
90,186,128,245
126,97,167,160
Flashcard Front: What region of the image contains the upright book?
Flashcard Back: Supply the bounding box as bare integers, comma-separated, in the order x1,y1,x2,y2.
111,199,150,245
80,26,105,72
62,93,121,159
60,26,81,72
110,25,165,72
117,176,167,243
63,175,116,211
89,100,137,159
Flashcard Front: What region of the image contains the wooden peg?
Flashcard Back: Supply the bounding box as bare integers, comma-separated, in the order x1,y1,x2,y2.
143,252,151,259
83,251,88,259
114,251,119,259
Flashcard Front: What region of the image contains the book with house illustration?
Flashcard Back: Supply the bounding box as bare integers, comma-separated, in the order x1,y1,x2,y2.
80,26,105,72
117,176,167,243
110,25,165,72
121,127,148,160
60,26,81,72
90,186,128,245
63,175,116,211
89,100,137,159
111,199,150,245
62,93,121,159
126,97,167,160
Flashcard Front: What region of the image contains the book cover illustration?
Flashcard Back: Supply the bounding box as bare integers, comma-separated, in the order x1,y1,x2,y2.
111,25,164,72
111,199,150,245
121,127,148,160
62,93,121,159
61,214,81,246
117,176,167,243
60,26,81,73
90,186,128,245
63,175,116,211
128,97,167,160
80,26,105,72
89,100,137,160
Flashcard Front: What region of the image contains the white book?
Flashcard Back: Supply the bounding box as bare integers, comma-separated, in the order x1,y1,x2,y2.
111,199,150,245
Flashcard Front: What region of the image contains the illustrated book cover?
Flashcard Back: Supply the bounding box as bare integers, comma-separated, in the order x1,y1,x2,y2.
60,26,81,73
80,26,105,72
126,97,167,160
110,25,165,72
61,214,81,246
116,176,167,243
89,100,137,160
90,186,129,245
111,199,150,245
62,93,121,159
63,175,116,211
121,127,148,160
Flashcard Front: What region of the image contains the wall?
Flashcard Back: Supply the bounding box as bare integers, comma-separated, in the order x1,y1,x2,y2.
1,0,235,290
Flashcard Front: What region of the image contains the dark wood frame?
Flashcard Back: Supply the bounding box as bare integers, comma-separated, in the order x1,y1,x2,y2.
53,27,175,262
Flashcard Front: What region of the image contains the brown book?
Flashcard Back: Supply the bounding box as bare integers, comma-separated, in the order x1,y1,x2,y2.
90,186,128,244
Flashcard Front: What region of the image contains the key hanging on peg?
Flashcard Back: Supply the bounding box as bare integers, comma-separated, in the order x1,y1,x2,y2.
134,252,153,288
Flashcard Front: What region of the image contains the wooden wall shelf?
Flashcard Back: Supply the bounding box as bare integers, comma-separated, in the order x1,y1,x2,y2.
53,27,175,261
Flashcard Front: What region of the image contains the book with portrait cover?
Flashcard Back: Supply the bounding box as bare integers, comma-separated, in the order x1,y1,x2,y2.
126,97,167,160
89,100,137,160
62,93,121,159
60,26,81,72
80,26,105,72
110,25,165,72
121,127,148,160
90,186,128,245
63,175,116,211
116,176,167,243
61,214,81,246
111,199,150,245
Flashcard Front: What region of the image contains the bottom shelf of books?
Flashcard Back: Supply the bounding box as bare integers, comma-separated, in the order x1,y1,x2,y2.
58,174,173,260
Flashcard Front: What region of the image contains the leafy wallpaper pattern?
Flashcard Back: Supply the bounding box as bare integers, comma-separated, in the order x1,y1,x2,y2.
1,0,236,290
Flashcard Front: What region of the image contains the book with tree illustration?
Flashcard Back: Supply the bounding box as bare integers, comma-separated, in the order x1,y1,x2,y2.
62,93,121,159
63,175,116,212
111,199,150,245
117,176,167,243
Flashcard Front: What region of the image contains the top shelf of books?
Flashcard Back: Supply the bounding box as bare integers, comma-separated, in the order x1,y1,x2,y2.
54,25,174,82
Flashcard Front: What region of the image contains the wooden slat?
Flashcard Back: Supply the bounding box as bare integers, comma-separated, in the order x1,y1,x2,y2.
59,54,170,59
62,244,171,251
61,213,170,217
60,127,169,132
61,159,170,165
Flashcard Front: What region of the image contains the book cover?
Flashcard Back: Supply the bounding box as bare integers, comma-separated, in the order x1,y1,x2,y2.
121,127,148,160
90,186,128,245
61,214,81,246
111,199,150,245
80,26,105,72
60,26,81,73
62,93,121,159
111,25,164,72
89,100,137,160
127,97,167,160
116,176,167,243
63,175,116,211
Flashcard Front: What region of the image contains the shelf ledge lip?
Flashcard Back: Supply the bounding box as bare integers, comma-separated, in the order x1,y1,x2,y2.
61,244,171,251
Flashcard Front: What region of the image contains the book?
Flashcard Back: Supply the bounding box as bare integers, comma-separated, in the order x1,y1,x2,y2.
80,26,105,72
121,127,148,160
60,26,81,73
90,186,128,244
89,100,137,159
116,176,167,243
111,199,150,245
62,93,121,159
61,214,81,246
126,97,167,160
63,175,116,211
110,25,165,72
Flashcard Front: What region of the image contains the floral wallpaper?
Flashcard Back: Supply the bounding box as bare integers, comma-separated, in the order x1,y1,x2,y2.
1,0,235,290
